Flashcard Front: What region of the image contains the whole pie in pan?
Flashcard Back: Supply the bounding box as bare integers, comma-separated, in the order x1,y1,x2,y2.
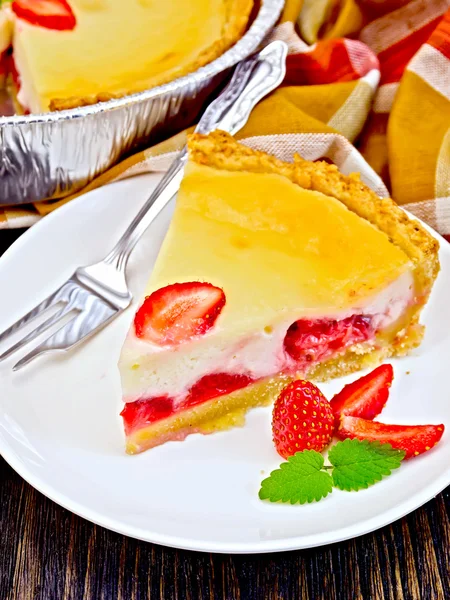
119,131,440,454
0,0,252,113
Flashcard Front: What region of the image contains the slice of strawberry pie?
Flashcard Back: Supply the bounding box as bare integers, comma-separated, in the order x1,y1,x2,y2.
119,131,439,454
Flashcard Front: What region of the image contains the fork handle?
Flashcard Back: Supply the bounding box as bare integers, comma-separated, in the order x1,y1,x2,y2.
103,41,287,273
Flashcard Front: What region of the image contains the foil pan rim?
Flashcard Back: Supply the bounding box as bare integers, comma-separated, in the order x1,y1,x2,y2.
0,0,285,127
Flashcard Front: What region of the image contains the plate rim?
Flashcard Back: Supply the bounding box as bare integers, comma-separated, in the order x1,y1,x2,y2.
1,177,449,554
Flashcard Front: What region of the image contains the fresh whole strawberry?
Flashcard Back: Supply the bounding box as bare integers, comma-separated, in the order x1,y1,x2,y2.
338,416,445,459
134,282,225,346
330,364,393,428
12,0,77,31
272,380,334,459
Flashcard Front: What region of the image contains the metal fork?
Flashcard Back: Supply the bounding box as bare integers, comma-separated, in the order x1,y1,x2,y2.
0,41,287,371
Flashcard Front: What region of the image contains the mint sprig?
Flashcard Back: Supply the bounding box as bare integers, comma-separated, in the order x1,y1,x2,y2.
259,439,405,504
329,439,405,491
259,450,333,504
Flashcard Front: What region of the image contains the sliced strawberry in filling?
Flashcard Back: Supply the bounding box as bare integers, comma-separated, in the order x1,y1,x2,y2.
284,315,372,367
183,373,254,408
0,50,9,78
12,0,77,31
121,373,254,434
134,282,226,346
121,396,174,437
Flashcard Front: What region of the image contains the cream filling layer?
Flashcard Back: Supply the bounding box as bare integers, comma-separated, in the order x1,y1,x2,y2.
120,272,415,405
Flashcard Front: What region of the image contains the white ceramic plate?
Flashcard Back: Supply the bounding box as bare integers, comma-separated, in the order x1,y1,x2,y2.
1,174,449,554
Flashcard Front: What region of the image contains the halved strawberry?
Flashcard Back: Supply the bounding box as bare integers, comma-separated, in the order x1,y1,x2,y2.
338,416,445,459
330,364,393,427
12,0,77,31
134,282,226,346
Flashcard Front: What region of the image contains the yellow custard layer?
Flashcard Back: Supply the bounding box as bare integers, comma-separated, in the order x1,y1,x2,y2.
147,161,412,337
13,0,251,112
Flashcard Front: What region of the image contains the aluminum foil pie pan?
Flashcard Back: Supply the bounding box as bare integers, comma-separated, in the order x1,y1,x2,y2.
0,0,284,205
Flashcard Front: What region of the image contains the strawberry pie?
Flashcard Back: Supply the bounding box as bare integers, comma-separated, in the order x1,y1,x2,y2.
119,131,439,454
0,0,252,113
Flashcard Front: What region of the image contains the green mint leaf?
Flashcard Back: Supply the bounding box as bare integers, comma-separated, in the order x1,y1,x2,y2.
329,439,405,492
259,450,333,504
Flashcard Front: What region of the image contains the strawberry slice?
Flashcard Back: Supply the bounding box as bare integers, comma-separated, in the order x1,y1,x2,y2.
184,373,254,408
338,416,445,459
134,282,225,346
121,396,174,436
330,364,393,427
12,0,77,31
284,315,372,364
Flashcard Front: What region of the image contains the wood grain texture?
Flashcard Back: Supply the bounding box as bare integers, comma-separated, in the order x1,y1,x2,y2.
1,230,449,600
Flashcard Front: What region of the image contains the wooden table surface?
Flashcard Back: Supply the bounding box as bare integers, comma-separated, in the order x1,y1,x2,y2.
1,229,449,600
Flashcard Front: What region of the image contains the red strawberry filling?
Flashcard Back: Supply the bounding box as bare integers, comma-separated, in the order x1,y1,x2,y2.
0,50,9,78
183,373,254,408
121,373,255,435
121,395,174,436
284,315,373,367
